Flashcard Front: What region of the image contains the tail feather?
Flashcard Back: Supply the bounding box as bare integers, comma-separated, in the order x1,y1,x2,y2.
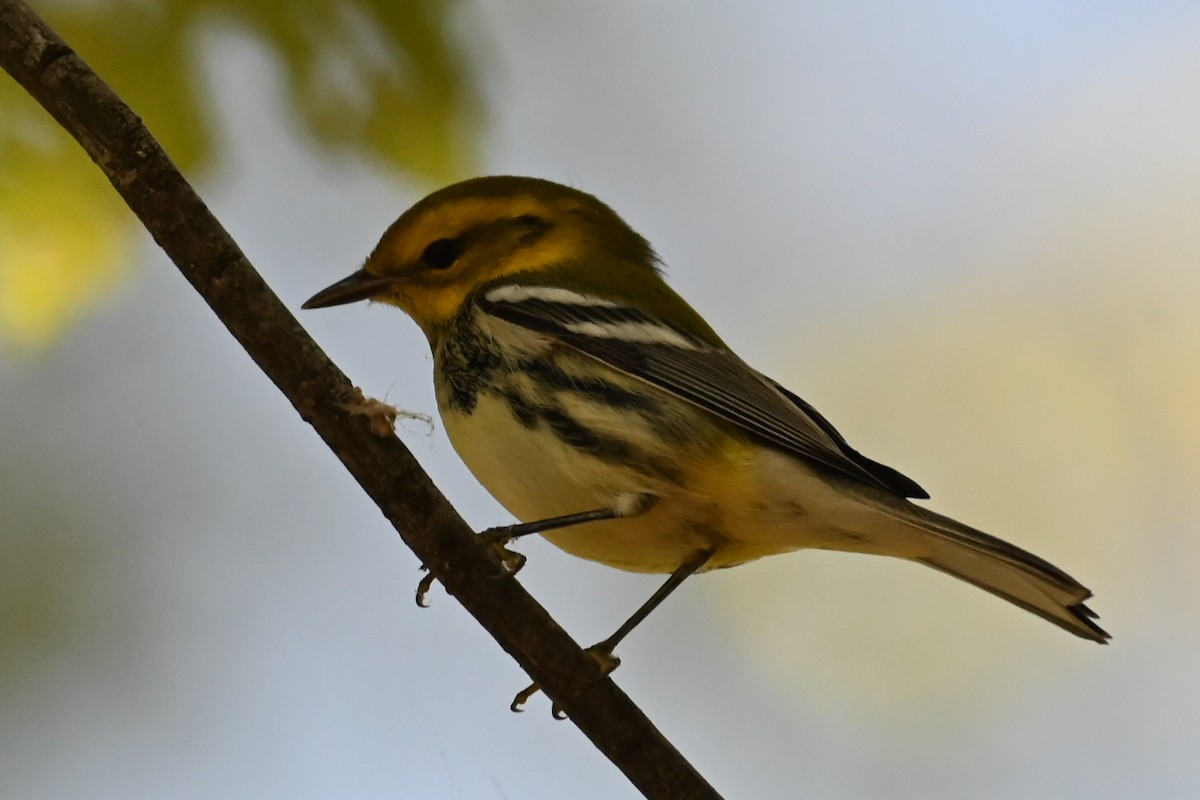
868,500,1109,643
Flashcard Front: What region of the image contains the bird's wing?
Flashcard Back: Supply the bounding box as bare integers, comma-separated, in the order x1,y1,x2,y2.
476,283,928,498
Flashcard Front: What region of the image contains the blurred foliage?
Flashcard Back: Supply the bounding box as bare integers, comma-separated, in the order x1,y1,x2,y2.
0,0,481,351
0,136,136,349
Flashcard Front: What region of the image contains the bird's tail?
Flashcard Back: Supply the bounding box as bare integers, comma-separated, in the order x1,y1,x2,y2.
859,498,1109,643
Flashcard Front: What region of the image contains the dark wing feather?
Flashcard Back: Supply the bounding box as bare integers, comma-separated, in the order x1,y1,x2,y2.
764,379,928,498
477,285,928,498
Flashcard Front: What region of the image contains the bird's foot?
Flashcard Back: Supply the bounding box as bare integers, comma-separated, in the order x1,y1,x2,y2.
414,526,527,607
511,645,621,719
478,524,528,577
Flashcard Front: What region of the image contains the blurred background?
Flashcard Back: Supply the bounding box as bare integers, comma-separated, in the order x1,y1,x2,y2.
2,2,1198,798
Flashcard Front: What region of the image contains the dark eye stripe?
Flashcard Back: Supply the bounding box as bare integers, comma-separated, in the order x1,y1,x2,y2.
421,238,462,270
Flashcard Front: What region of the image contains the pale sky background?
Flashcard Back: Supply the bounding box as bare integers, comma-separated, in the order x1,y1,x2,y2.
3,2,1199,798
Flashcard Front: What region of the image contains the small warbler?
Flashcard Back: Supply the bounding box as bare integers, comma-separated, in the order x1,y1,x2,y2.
305,176,1107,700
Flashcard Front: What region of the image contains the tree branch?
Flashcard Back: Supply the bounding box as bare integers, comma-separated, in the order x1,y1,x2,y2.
0,2,723,798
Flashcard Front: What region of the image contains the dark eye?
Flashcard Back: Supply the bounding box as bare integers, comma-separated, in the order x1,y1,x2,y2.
420,237,462,270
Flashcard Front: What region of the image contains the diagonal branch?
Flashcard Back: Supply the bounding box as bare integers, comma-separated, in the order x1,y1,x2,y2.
0,3,723,798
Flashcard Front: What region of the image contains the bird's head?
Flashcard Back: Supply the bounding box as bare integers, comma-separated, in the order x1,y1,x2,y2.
303,176,660,337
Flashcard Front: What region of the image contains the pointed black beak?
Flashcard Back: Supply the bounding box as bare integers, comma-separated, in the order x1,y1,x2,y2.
302,268,396,309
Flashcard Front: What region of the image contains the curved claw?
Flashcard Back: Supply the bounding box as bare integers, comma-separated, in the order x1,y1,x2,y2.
495,547,527,576
415,569,437,608
510,683,568,719
479,528,527,578
508,647,621,718
510,681,541,713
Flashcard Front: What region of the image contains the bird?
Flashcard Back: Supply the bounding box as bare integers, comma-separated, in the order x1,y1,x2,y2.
303,175,1108,707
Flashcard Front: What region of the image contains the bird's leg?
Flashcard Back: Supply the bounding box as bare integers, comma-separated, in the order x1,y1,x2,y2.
480,507,618,574
512,546,715,718
415,493,657,607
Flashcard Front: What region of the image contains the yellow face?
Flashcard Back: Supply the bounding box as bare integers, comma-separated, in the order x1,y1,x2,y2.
303,176,657,337
367,193,569,331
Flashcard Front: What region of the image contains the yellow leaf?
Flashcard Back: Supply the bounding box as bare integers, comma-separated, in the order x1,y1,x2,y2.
0,148,133,352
